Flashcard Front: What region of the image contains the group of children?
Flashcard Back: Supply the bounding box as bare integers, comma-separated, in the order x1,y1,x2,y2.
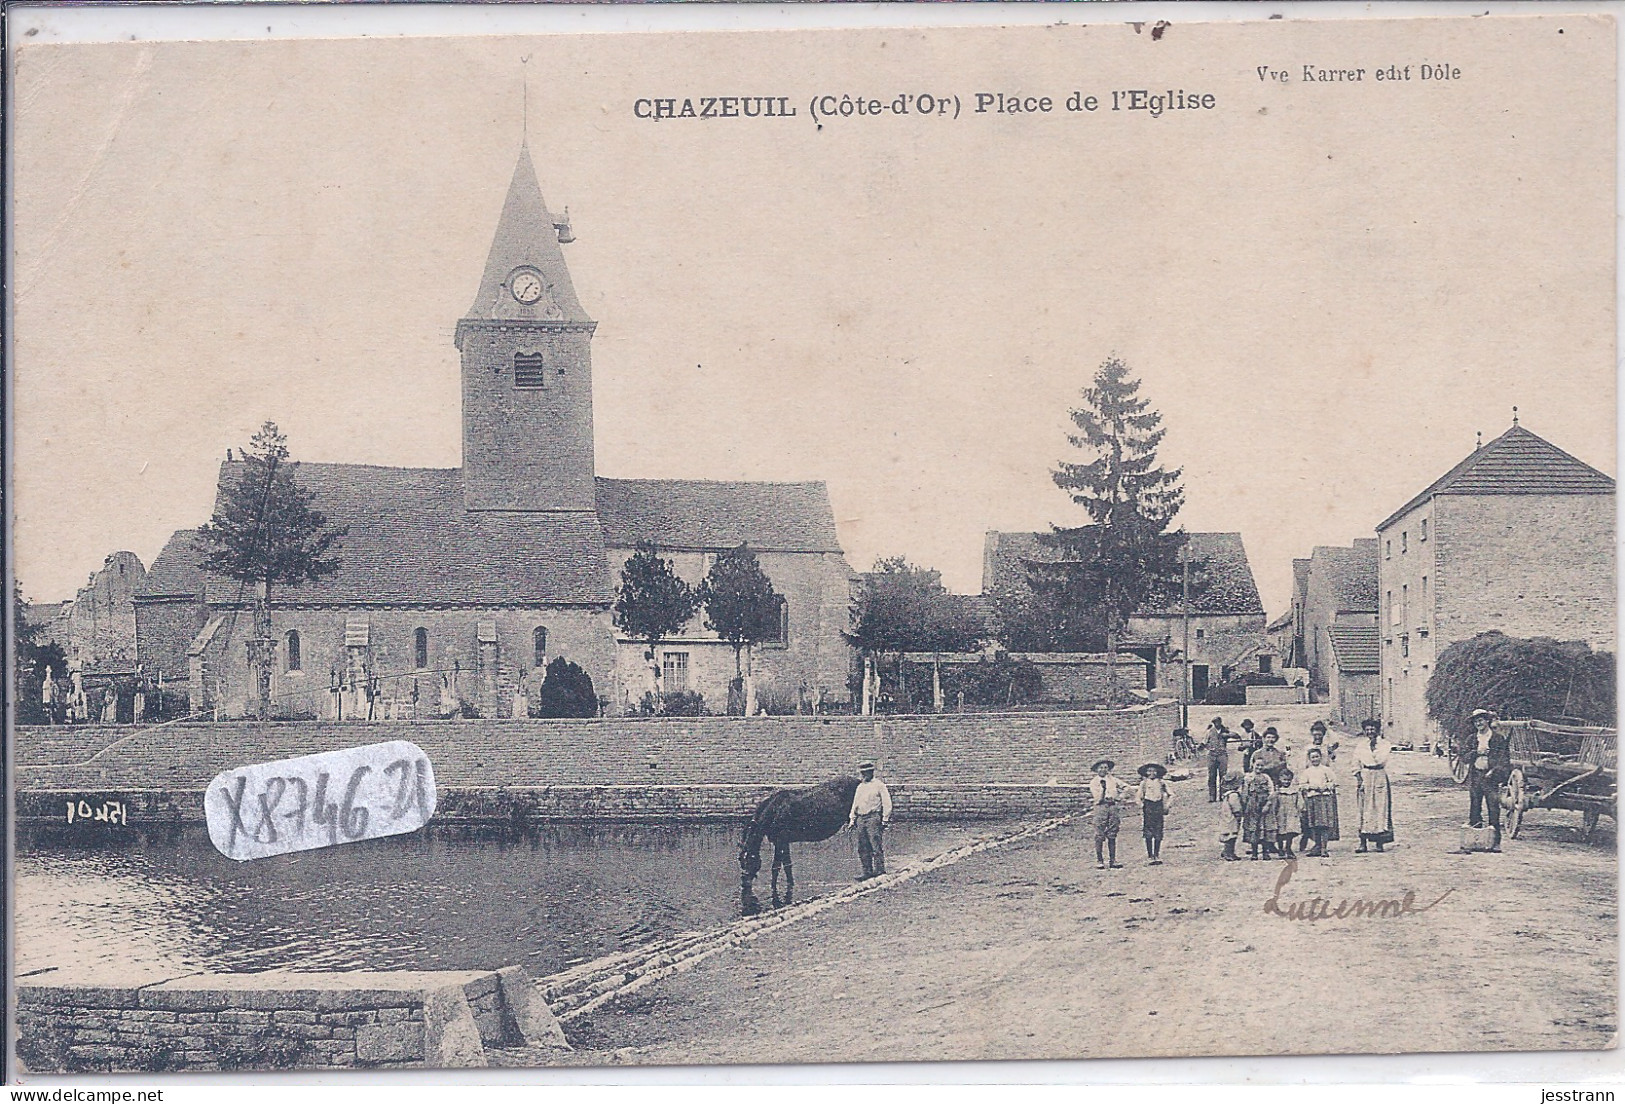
1215,764,1304,860
1089,757,1173,868
1090,722,1345,866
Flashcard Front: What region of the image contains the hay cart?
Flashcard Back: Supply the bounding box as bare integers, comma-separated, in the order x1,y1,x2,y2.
1501,719,1617,842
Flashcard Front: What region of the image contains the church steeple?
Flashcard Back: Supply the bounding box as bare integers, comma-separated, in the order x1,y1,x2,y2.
466,143,590,324
456,145,597,513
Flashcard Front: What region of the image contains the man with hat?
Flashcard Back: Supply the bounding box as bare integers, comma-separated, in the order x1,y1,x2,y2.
1205,716,1230,803
847,759,893,879
1089,758,1128,869
1466,708,1512,851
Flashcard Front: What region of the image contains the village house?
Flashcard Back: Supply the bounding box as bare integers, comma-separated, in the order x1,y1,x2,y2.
133,146,855,719
1376,420,1615,748
980,530,1268,700
1285,539,1381,725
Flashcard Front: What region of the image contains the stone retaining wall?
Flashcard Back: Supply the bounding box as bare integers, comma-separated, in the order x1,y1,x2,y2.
17,700,1178,787
16,782,1091,829
15,966,566,1073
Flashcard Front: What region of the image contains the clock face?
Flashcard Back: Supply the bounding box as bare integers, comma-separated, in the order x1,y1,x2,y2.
509,267,545,305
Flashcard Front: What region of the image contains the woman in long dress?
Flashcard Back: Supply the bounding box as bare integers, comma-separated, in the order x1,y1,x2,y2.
1354,718,1395,853
1299,747,1340,857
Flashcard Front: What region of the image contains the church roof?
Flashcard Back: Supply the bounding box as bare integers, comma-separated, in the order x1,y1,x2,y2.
465,144,590,325
1327,623,1381,674
1378,424,1615,531
141,462,614,607
982,530,1264,616
137,464,846,607
136,529,210,600
596,477,843,553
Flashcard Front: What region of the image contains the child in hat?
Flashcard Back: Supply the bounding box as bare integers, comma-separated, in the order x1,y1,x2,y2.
1136,762,1172,864
1089,758,1127,869
1218,770,1244,861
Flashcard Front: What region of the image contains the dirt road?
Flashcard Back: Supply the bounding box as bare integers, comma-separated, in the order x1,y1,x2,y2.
557,749,1616,1065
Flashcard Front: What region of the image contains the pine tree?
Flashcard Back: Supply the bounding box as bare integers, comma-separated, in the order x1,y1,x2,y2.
612,543,699,708
1037,356,1187,704
698,545,781,715
196,422,346,720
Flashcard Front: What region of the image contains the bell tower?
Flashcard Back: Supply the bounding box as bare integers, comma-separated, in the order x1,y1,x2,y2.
456,144,597,512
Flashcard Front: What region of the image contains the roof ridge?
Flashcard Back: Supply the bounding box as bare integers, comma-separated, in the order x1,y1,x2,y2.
221,459,459,474
596,475,828,489
1378,424,1614,531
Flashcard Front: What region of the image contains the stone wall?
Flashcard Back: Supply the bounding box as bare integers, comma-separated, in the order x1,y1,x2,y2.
132,597,207,683
1434,494,1616,652
17,701,1179,791
15,966,566,1073
16,703,1176,825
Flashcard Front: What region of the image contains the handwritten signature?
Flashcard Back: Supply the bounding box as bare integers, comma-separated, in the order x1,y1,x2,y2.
205,740,437,860
1263,859,1454,921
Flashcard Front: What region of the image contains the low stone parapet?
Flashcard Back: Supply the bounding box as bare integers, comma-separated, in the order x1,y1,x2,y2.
16,783,1091,830
16,965,568,1073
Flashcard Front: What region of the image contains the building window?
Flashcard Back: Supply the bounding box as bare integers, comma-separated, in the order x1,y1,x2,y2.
1402,583,1408,619
773,597,790,646
414,628,429,670
1420,519,1428,542
1401,531,1408,554
533,626,548,668
1258,654,1273,674
514,352,547,389
1387,590,1397,626
1401,633,1410,658
1385,540,1391,560
285,630,301,672
662,651,690,691
1194,628,1205,641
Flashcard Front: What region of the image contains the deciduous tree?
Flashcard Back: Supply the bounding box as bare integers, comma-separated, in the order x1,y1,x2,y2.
612,543,699,708
698,545,781,715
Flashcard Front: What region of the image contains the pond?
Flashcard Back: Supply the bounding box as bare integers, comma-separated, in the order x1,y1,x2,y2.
13,821,984,980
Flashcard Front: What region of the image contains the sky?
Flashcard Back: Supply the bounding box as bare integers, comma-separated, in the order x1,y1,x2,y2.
11,15,1616,617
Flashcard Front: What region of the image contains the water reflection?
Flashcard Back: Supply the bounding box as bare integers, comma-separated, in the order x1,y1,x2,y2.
15,822,975,978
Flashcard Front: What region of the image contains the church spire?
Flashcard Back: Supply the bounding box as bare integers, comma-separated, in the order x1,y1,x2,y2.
465,144,589,324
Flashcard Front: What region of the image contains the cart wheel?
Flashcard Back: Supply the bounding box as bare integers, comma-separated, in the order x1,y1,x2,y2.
1504,770,1526,840
1450,752,1469,785
1582,807,1600,842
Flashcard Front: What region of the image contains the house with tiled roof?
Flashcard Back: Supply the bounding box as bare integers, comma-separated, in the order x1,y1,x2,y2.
1376,420,1615,747
1288,538,1382,724
981,529,1268,699
133,146,854,718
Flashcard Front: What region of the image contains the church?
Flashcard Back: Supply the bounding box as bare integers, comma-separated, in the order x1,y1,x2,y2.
133,147,857,719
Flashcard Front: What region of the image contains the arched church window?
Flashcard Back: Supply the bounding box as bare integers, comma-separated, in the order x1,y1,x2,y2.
286,630,302,672
514,353,547,389
533,627,548,668
414,628,429,670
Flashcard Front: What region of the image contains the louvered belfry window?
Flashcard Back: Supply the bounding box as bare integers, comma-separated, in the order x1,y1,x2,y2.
514,352,547,389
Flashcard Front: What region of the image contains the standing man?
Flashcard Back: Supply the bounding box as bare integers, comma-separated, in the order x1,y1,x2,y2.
1466,708,1511,852
848,759,893,880
1206,716,1230,802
